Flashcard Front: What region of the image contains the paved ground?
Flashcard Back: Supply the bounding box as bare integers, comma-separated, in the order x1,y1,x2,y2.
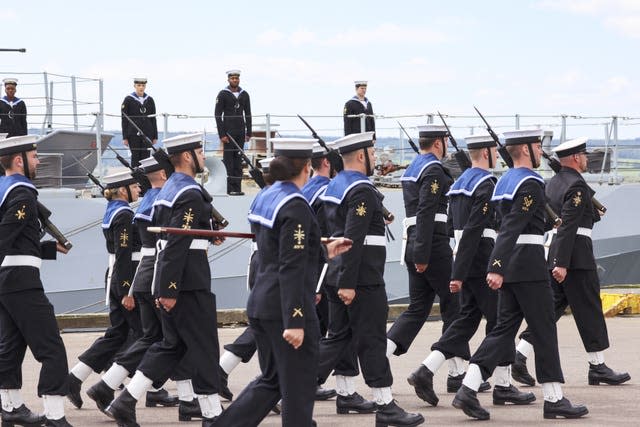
18,315,640,426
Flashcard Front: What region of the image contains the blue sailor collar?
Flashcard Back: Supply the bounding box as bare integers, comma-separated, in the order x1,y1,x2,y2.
447,167,496,197
247,181,308,229
0,174,36,209
134,187,161,222
102,199,133,229
1,96,23,106
128,92,149,104
301,175,330,205
400,153,441,183
224,86,244,96
492,167,544,201
153,173,202,211
321,170,373,205
351,95,369,105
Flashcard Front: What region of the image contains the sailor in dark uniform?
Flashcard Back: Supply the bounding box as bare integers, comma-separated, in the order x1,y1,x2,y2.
121,77,158,167
67,170,143,409
408,134,533,407
451,130,588,421
317,132,425,427
215,69,252,195
0,78,28,137
343,80,375,135
512,137,630,387
0,135,72,427
386,125,461,383
108,133,223,426
214,138,350,427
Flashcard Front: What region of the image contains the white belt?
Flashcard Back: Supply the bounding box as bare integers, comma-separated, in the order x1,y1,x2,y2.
400,213,448,265
363,235,386,246
549,227,592,238
251,242,258,252
0,255,42,269
140,247,156,257
453,229,497,257
158,238,209,250
106,254,116,307
246,242,258,291
131,252,142,262
515,234,544,245
316,263,329,293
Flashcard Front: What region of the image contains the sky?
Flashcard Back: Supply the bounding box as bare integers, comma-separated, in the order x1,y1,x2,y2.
3,0,640,140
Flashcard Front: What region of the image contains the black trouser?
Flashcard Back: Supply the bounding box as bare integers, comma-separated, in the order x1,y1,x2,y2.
224,327,257,363
470,280,564,383
127,135,152,168
215,317,319,427
316,288,330,337
317,285,392,388
0,289,68,396
137,290,220,395
432,276,498,360
79,291,142,373
115,292,190,384
222,131,244,193
387,257,458,355
519,269,609,353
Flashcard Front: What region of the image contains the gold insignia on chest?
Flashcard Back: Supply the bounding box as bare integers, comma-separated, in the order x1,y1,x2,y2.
482,203,489,215
182,208,194,229
355,202,367,217
492,259,502,267
430,180,439,194
168,281,177,289
293,308,303,318
293,224,305,250
15,205,26,220
122,280,131,287
572,191,582,207
522,195,534,212
119,230,129,247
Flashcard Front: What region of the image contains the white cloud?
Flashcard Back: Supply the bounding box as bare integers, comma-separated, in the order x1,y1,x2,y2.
256,29,285,45
0,10,18,20
604,15,640,38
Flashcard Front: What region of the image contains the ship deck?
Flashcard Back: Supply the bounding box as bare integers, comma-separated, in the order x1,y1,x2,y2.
17,315,640,426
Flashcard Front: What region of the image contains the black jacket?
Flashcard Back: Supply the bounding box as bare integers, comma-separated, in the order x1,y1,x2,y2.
0,97,28,137
121,93,158,140
214,87,252,138
343,97,375,135
103,208,136,299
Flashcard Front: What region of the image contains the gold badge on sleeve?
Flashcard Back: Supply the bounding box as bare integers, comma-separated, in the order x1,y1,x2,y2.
355,202,367,217
182,208,194,229
293,224,305,250
15,205,26,220
293,308,303,318
522,195,534,212
430,180,439,195
573,191,582,207
119,230,129,247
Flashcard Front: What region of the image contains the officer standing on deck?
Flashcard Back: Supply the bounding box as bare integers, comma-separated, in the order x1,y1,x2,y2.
0,135,72,426
512,137,630,387
121,77,158,167
317,132,425,427
451,129,588,421
386,126,459,377
108,134,223,427
0,78,28,137
343,81,375,135
408,134,533,408
215,69,252,195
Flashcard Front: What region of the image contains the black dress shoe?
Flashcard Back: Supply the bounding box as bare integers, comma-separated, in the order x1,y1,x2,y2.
218,366,233,401
106,389,139,427
271,402,281,415
446,373,491,393
336,392,377,414
588,363,631,385
375,400,425,427
44,416,74,427
145,388,179,407
66,373,83,409
1,404,46,426
315,385,337,401
511,352,535,386
543,397,588,419
492,384,536,405
201,416,219,426
407,365,438,406
452,385,490,420
179,399,203,421
86,380,115,416
228,191,245,196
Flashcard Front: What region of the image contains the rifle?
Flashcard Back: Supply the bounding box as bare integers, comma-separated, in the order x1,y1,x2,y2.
437,112,473,171
225,133,266,188
37,202,73,250
473,106,561,226
106,144,150,189
397,121,419,154
297,115,344,172
0,48,26,53
121,111,174,175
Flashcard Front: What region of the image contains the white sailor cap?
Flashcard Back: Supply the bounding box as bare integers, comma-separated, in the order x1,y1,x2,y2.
552,137,589,158
272,138,317,158
133,77,147,84
418,125,448,139
0,135,38,156
503,129,549,146
332,131,375,155
162,133,203,155
137,156,163,174
102,169,137,189
354,80,368,87
312,143,328,159
259,157,274,172
226,69,241,77
2,78,18,86
464,134,496,150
